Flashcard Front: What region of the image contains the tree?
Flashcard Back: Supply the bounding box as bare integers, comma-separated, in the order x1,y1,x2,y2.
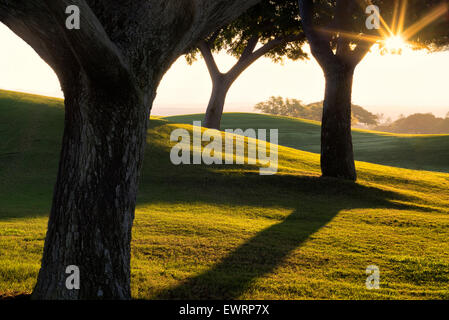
298,0,449,180
254,96,308,117
374,112,449,134
0,0,263,300
351,104,378,126
255,96,378,125
187,0,307,129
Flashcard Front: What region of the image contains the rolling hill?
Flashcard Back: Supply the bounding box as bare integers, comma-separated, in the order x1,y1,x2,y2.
165,113,449,173
1,90,449,299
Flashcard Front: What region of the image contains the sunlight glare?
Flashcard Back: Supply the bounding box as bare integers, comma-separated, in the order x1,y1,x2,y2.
382,35,407,55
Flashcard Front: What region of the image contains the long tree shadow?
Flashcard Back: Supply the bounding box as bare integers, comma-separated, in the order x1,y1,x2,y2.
0,106,440,300
152,173,432,300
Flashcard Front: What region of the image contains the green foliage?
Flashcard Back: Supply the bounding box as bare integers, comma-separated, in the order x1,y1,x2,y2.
186,0,307,65
351,105,379,126
397,0,449,49
303,0,449,51
254,96,379,126
375,113,449,134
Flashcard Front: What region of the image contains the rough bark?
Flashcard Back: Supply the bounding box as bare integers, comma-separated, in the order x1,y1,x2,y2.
298,0,372,181
204,74,232,129
32,75,152,300
0,0,263,300
321,64,356,180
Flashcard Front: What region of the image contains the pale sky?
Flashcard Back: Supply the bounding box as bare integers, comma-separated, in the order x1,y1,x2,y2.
1,22,448,119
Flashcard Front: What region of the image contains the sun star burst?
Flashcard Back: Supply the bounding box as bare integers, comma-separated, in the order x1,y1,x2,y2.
382,35,407,54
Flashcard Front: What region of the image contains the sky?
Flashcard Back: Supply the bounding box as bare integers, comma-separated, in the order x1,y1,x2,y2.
1,22,449,119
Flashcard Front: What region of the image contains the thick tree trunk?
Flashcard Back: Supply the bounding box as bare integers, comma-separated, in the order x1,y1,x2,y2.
1,0,264,300
31,77,153,300
321,64,357,181
203,75,231,130
298,0,372,181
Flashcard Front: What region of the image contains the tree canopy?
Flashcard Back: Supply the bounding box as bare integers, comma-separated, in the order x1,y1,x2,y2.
297,0,449,181
299,0,449,54
185,0,307,129
186,0,307,65
254,96,379,126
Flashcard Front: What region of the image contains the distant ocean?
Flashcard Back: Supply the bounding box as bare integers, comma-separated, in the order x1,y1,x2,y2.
151,103,256,116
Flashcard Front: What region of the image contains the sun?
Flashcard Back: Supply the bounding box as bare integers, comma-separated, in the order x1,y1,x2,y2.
382,35,407,55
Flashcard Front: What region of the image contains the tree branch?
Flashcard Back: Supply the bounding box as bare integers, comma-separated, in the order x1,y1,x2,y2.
0,0,76,84
350,41,373,67
169,0,263,60
198,39,221,79
335,0,352,58
240,36,259,60
1,0,264,91
227,34,304,83
298,0,335,68
44,0,132,87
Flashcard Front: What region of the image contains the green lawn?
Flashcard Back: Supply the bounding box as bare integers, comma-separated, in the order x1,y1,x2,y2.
1,90,449,299
165,113,449,173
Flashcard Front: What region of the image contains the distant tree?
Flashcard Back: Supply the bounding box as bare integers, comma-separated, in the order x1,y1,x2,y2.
375,112,449,133
255,96,308,117
298,0,449,180
187,0,307,129
255,97,378,125
445,111,449,119
351,105,379,126
376,113,393,126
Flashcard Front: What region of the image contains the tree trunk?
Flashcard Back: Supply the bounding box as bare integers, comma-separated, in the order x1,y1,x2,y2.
31,77,153,300
1,0,264,300
321,64,357,181
203,75,231,130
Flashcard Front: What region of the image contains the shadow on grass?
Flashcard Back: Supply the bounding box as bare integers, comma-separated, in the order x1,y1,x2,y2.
0,95,64,221
0,294,30,301
150,172,430,300
0,108,437,300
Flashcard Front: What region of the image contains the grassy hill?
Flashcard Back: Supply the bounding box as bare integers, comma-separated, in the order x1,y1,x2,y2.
375,113,449,134
1,90,449,299
165,113,449,173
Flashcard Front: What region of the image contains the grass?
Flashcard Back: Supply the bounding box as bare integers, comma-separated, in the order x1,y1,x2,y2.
1,89,449,299
165,113,449,173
